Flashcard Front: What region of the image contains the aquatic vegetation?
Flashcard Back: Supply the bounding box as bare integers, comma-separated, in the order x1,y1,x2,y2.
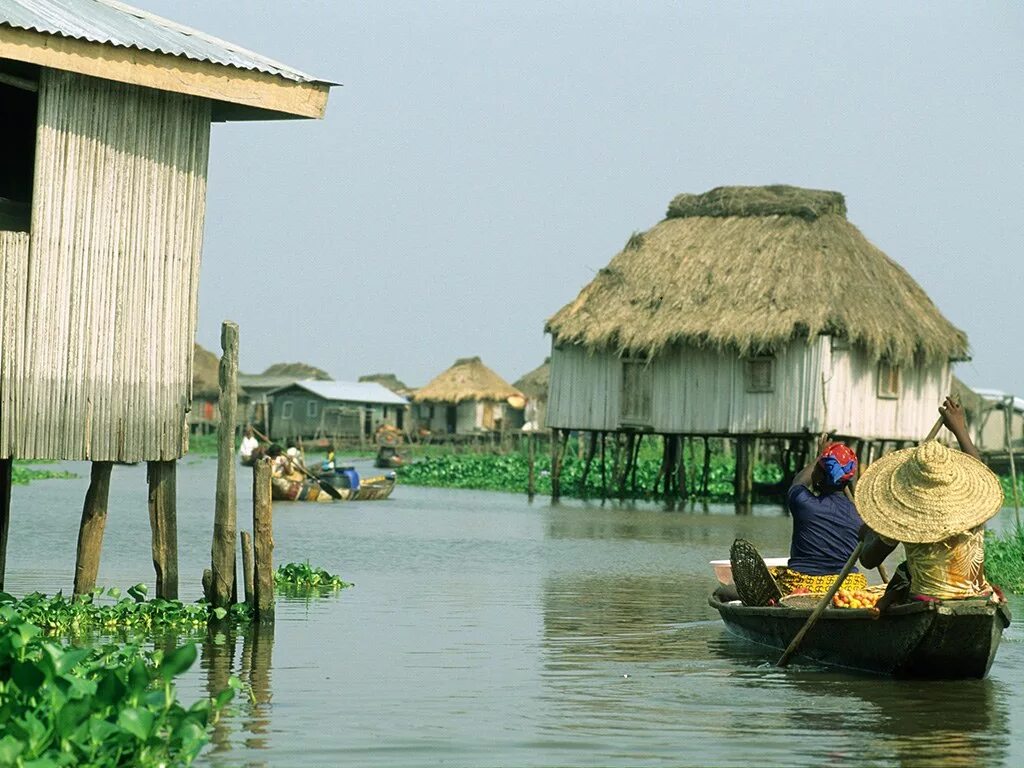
0,606,237,767
0,586,252,638
11,462,75,485
275,562,351,591
985,527,1024,594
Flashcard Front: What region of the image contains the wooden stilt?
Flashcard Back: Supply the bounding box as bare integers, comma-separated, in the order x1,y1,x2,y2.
0,458,11,591
74,461,113,595
526,432,536,500
550,428,562,501
701,436,712,496
655,436,669,498
241,530,255,607
599,432,607,500
253,457,275,621
678,436,688,500
629,433,642,495
734,437,753,511
147,460,178,599
579,431,598,495
211,321,239,608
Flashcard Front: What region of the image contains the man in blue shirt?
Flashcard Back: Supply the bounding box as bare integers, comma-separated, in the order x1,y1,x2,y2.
772,443,866,594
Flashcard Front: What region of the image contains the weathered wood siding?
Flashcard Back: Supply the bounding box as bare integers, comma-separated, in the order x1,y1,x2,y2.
548,337,948,440
0,232,30,456
4,70,210,461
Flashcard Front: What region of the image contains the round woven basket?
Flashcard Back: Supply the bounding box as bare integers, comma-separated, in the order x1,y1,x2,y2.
730,538,782,607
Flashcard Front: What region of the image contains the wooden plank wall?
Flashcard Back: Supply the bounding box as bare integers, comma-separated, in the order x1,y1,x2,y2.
0,232,30,457
8,69,211,461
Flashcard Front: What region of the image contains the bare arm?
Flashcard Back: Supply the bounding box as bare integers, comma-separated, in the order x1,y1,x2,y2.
939,396,980,460
859,527,897,569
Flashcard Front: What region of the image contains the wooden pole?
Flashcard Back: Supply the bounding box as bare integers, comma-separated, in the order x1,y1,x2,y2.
1004,396,1021,527
147,460,178,599
210,321,239,608
0,458,11,591
526,432,536,500
600,432,607,499
241,530,255,607
550,428,563,501
734,437,753,511
73,461,113,595
701,436,712,496
579,431,598,495
252,457,275,620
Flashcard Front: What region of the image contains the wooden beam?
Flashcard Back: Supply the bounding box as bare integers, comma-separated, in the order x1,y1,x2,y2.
147,460,178,599
0,459,11,590
74,462,113,595
211,321,239,608
252,457,275,621
0,26,330,120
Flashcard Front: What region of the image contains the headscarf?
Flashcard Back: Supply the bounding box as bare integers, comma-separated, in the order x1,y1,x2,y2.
818,443,858,488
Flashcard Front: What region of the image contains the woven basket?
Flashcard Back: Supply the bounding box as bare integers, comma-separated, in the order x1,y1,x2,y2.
730,538,783,607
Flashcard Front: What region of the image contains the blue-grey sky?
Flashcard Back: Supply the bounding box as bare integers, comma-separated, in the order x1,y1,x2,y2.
144,1,1023,394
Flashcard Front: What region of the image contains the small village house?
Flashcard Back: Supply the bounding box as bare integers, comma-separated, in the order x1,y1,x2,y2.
0,0,333,594
239,362,332,436
266,380,409,441
514,358,550,432
951,377,1023,472
544,186,969,501
413,357,526,435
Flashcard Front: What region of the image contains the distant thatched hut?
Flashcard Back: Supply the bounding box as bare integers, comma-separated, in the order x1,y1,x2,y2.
189,343,248,433
0,0,332,594
545,186,968,500
513,358,550,432
413,357,525,435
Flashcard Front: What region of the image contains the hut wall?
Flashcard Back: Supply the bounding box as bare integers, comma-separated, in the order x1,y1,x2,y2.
0,232,30,456
822,344,950,441
4,70,210,461
546,345,622,431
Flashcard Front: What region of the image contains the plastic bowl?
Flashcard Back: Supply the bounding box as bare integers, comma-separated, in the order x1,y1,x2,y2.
710,557,789,585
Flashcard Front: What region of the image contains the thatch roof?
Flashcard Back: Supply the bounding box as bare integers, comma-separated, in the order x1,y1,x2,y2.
359,372,415,398
546,185,968,366
413,357,524,404
192,343,221,398
513,358,550,402
262,362,332,380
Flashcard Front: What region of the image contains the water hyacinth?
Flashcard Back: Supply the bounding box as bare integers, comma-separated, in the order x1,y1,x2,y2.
275,562,351,592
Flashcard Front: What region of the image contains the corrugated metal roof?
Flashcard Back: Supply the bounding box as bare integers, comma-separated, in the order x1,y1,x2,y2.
277,379,409,406
0,0,328,83
973,388,1024,412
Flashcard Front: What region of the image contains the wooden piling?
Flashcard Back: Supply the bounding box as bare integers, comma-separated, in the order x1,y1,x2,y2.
734,437,753,511
252,457,275,620
241,530,255,607
526,432,536,499
700,436,712,496
211,321,239,608
0,458,11,591
73,461,113,595
579,431,597,495
550,428,562,501
147,460,178,599
599,432,607,499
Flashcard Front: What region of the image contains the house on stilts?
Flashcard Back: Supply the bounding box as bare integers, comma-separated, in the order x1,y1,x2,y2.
514,358,550,433
0,0,333,594
543,186,969,504
413,357,526,437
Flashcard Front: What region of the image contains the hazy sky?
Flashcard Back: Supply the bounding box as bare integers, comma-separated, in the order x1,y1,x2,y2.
142,1,1024,394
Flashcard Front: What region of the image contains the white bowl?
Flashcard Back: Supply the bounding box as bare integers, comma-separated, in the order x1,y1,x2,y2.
710,557,789,585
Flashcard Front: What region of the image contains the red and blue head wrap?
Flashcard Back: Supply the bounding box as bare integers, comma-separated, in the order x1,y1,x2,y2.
817,443,858,488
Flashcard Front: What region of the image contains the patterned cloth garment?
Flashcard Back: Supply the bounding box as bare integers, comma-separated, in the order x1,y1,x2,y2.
901,526,991,600
770,566,867,595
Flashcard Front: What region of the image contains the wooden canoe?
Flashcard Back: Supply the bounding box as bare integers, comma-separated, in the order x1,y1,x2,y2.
708,592,1011,679
271,474,396,502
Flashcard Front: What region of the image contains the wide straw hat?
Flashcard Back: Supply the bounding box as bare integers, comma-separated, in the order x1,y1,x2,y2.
856,441,1004,544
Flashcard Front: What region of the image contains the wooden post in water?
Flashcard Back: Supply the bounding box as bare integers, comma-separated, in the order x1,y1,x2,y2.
211,321,239,608
252,457,275,620
734,437,753,512
1004,396,1021,526
0,458,11,590
599,432,607,499
241,530,255,607
550,428,562,501
526,432,536,500
73,462,113,595
147,460,178,599
700,436,712,497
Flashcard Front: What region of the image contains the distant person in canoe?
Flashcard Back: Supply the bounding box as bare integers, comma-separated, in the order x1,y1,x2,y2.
268,443,334,502
858,397,1004,608
239,426,261,466
770,442,867,595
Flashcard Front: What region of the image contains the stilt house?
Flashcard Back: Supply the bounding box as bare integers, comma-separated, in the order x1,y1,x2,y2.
544,186,968,499
413,357,526,435
514,358,550,432
0,0,333,594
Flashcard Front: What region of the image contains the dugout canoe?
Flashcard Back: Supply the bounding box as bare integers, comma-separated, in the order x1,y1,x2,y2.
708,592,1011,679
271,473,396,502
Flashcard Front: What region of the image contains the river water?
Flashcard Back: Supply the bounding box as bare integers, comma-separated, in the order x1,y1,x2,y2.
5,457,1023,767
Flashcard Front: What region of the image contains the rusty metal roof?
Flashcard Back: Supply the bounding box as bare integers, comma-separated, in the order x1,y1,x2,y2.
0,0,329,83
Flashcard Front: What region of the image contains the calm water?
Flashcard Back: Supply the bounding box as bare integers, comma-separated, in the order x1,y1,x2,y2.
5,458,1023,767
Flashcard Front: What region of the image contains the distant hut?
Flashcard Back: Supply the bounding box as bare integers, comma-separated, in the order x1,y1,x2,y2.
0,0,333,594
189,343,247,433
951,377,1023,473
413,357,526,435
263,362,332,380
359,372,416,399
266,380,409,441
513,358,550,432
545,186,968,502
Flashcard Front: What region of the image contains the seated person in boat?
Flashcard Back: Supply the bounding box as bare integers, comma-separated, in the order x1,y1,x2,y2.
772,442,867,595
268,443,335,502
858,398,1004,606
239,426,261,465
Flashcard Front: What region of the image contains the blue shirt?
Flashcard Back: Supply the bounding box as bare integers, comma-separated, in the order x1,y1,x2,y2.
786,485,863,575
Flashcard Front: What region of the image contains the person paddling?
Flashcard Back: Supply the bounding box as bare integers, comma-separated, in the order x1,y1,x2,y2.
858,397,1004,608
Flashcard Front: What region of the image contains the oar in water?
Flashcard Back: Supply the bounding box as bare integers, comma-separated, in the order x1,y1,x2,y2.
249,426,343,501
777,407,949,668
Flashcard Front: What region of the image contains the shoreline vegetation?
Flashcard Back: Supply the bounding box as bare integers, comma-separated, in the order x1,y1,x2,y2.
12,462,76,485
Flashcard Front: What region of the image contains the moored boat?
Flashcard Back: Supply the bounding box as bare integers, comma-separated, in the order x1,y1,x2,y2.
708,591,1011,678
271,472,397,502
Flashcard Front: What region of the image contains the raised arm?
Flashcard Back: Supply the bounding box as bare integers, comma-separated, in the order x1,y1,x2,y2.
939,396,980,460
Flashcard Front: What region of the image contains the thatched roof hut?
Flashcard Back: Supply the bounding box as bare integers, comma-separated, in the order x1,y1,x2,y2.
513,358,550,402
413,357,522,404
359,372,415,398
191,343,221,398
546,185,967,366
262,362,332,381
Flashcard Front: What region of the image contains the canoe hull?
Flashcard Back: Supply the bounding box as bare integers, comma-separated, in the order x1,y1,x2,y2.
710,594,1010,679
271,475,397,502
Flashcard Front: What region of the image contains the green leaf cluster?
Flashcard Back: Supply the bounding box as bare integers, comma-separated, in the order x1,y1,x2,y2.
985,527,1024,594
0,606,238,767
10,464,75,486
274,562,351,593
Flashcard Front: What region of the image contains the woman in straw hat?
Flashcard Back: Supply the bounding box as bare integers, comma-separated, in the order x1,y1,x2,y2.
770,442,868,595
859,398,1004,605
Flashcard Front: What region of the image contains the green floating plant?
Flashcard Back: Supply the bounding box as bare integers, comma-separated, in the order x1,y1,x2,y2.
0,605,239,767
274,562,352,592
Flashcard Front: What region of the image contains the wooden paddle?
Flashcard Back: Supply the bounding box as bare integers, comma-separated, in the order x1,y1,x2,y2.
249,426,343,501
777,406,950,668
